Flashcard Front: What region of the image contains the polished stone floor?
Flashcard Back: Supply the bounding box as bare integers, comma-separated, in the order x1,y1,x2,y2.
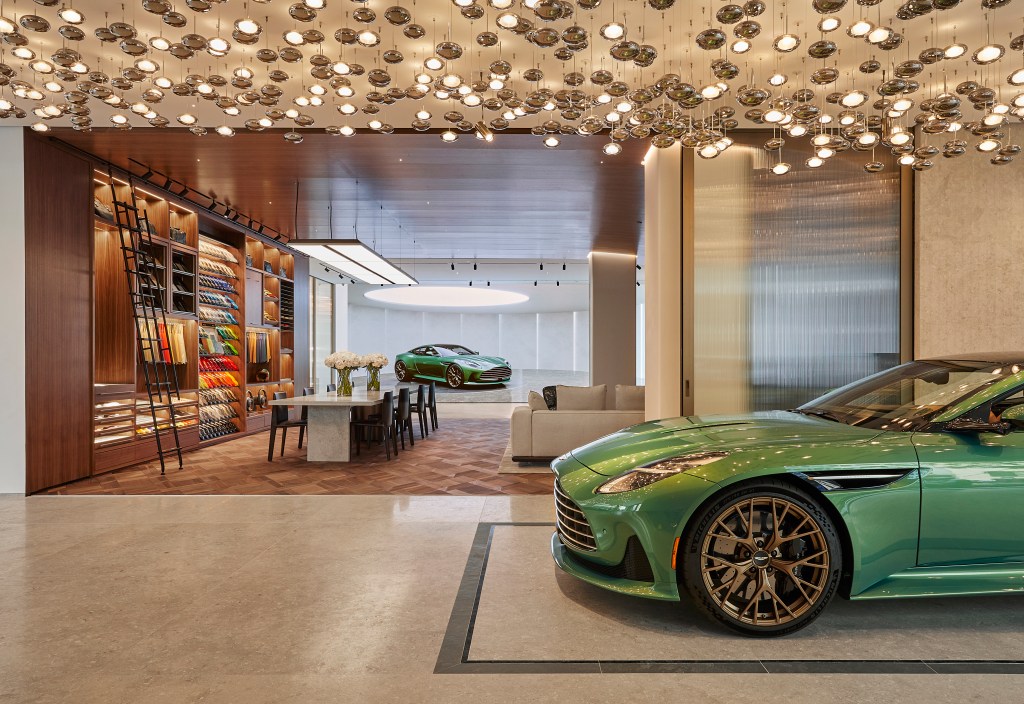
2,494,1022,703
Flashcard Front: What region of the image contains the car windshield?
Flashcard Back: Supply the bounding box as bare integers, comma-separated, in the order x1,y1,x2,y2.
797,360,1020,431
434,345,474,356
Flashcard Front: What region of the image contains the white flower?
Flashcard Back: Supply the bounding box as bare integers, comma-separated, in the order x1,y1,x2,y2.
325,350,364,370
363,352,389,369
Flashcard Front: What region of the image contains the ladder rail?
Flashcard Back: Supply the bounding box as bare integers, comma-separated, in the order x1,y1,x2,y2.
110,171,185,474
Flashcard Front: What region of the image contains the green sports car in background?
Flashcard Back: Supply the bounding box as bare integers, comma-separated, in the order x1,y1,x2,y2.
552,354,1024,637
394,344,512,388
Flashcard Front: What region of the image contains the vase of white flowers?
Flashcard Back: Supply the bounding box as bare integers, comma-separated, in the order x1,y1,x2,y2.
325,351,363,396
363,353,389,391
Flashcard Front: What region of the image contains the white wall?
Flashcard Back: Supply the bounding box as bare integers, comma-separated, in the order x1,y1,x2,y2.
348,305,589,372
0,128,26,494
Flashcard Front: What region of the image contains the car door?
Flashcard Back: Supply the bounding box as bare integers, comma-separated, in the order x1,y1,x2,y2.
914,388,1024,566
419,346,443,378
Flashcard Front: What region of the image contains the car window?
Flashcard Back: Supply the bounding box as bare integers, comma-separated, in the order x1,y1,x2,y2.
435,345,472,356
424,347,438,357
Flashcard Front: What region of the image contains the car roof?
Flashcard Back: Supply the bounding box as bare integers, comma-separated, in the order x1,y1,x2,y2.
921,352,1024,365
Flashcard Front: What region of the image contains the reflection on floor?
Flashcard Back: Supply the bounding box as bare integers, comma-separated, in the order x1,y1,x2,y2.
44,408,549,495
471,524,1024,665
2,494,1021,704
380,369,589,403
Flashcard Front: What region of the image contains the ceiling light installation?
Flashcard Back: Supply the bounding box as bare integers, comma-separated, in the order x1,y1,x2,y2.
289,240,417,285
3,0,1021,171
365,286,528,308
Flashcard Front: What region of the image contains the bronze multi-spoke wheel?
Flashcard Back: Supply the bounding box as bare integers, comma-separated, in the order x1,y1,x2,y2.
681,481,842,636
395,361,409,382
446,365,464,388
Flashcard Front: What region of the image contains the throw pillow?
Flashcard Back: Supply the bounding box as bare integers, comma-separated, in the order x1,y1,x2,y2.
542,385,558,410
557,384,607,411
615,385,646,411
527,390,547,411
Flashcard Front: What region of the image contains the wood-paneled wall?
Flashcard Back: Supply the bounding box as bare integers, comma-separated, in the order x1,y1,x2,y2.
25,135,93,493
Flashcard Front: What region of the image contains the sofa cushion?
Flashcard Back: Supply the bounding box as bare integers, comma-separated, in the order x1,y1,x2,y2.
557,384,606,411
615,385,645,411
542,385,557,410
528,390,547,411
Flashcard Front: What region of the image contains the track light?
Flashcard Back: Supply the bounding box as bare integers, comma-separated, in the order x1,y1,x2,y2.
636,264,642,270
451,262,455,270
534,281,537,286
556,281,560,286
562,263,566,270
469,281,473,286
473,263,477,270
539,263,544,270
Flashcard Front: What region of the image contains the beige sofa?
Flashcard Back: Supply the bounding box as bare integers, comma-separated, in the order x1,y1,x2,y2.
510,384,645,462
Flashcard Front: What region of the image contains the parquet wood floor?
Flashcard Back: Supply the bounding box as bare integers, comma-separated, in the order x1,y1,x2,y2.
44,419,554,496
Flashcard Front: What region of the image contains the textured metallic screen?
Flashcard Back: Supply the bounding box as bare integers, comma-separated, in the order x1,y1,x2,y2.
692,133,901,413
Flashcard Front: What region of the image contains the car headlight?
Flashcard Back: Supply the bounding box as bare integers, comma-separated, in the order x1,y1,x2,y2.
594,452,729,494
463,360,484,368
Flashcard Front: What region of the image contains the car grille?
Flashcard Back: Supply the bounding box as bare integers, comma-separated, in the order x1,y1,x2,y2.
478,366,511,381
554,480,597,552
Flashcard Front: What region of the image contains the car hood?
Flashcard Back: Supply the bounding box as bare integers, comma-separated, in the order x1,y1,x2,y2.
570,411,884,476
450,355,506,366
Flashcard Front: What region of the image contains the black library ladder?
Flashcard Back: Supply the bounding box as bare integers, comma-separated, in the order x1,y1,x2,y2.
110,172,184,475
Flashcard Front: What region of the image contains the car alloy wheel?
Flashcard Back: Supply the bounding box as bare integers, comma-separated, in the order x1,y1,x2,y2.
446,365,464,388
682,480,842,637
395,361,409,382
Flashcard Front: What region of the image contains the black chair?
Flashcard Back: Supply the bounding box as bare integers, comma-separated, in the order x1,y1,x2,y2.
409,384,429,439
394,387,415,449
297,386,314,448
326,383,337,392
351,391,397,460
427,381,438,430
268,391,307,461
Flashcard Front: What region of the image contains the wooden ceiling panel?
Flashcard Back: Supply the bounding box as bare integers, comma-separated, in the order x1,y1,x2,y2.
56,129,646,260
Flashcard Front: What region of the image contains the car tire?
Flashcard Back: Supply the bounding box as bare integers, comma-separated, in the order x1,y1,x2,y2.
446,365,464,388
680,479,843,637
395,361,410,382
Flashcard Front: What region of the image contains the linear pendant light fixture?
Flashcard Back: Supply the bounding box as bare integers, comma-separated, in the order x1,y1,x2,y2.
289,240,418,285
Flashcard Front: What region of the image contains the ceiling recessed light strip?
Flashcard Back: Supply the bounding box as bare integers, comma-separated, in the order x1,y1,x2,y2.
289,240,418,286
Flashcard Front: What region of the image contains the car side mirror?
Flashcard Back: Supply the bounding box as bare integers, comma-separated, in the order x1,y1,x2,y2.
946,416,1012,436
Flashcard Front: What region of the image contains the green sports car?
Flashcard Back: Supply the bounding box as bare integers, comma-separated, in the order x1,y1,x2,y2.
552,354,1024,637
394,344,512,388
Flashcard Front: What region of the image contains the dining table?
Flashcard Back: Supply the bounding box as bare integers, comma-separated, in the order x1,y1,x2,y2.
267,388,387,462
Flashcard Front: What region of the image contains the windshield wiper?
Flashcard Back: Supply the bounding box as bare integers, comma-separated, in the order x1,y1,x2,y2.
789,408,846,424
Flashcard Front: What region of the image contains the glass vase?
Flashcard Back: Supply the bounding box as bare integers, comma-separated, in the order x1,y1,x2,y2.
367,367,381,392
339,368,353,396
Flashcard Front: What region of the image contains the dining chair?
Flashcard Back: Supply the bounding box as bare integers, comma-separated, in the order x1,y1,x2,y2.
268,391,307,461
297,386,314,448
351,391,397,460
409,384,429,439
427,381,439,430
394,387,415,450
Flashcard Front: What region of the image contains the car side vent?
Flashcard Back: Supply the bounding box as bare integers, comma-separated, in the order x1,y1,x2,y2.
797,469,916,492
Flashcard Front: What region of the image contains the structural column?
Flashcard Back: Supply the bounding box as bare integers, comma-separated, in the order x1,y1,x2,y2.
589,251,637,392
642,144,685,420
0,127,27,493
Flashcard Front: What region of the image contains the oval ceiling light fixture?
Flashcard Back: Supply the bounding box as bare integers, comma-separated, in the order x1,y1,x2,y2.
773,33,800,52
365,286,528,308
944,42,967,59
818,16,840,32
973,44,1005,65
600,22,626,40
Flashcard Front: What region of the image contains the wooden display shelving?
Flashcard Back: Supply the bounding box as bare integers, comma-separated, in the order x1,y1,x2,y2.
89,169,308,476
